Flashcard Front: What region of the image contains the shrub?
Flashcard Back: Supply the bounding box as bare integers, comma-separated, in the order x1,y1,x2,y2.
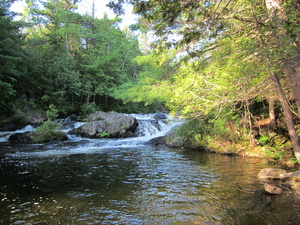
32,119,65,143
32,104,66,143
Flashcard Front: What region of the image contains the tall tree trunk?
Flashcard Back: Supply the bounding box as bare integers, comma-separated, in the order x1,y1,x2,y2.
268,97,276,128
86,93,90,106
284,59,300,113
270,72,300,161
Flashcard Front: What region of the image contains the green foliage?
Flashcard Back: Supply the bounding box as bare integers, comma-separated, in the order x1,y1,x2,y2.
32,119,63,143
32,104,62,143
258,134,273,146
176,107,246,150
262,147,294,164
113,49,177,107
99,132,110,138
46,104,59,120
107,0,300,161
81,102,98,117
1,0,147,115
0,3,28,113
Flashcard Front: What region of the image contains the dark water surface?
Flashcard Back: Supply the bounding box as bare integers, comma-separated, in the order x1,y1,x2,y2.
1,142,300,225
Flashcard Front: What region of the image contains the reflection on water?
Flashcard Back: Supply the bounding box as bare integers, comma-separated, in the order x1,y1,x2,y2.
1,143,300,225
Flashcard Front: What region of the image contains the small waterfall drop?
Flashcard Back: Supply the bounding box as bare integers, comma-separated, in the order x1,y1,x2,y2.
3,113,183,157
0,125,35,142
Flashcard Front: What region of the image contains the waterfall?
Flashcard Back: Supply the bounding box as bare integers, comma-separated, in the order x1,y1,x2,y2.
67,113,182,148
0,125,35,142
2,113,183,157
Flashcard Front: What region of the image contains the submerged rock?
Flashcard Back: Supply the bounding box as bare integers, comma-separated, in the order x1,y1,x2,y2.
264,183,283,195
258,168,287,180
69,111,138,138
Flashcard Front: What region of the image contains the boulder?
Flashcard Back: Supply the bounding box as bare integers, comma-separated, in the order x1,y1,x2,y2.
69,111,138,138
19,105,46,124
166,136,183,148
8,132,35,143
149,136,166,145
165,129,184,147
148,128,184,147
153,113,167,120
264,183,283,195
284,170,300,179
57,114,78,130
258,168,287,180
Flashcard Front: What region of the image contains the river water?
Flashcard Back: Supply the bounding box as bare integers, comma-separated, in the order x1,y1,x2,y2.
1,114,300,225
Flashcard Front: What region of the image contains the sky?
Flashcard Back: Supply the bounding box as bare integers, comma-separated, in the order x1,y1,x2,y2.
10,0,137,29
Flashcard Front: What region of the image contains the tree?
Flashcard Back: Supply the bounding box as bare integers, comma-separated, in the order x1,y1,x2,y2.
18,0,142,112
264,0,300,112
23,0,85,109
108,0,300,160
257,0,300,160
80,14,141,107
0,1,28,113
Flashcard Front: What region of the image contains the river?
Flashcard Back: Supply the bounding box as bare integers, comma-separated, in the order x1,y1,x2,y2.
0,114,300,224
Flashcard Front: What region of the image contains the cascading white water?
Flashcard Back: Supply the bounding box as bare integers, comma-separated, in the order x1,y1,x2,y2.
3,113,183,157
94,113,182,149
0,125,35,142
68,113,182,149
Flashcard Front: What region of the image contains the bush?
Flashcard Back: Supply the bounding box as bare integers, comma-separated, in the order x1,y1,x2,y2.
32,119,66,143
32,104,66,143
258,134,272,146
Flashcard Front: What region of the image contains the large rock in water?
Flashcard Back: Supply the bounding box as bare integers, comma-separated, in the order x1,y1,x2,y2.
8,132,35,142
264,183,283,195
258,168,287,180
69,111,138,138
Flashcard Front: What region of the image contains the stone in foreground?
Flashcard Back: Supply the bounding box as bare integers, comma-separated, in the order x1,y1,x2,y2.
264,183,283,195
258,168,287,180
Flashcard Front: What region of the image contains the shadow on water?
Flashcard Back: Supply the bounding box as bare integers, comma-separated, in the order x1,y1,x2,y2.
1,114,300,224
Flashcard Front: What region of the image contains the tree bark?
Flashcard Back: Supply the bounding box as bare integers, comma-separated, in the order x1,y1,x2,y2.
270,73,300,161
268,97,276,128
284,60,300,113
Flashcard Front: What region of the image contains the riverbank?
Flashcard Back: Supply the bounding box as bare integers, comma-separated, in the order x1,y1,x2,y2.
180,139,297,167
163,117,298,167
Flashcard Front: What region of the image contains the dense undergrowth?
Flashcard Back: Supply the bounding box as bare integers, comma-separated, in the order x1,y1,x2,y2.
174,105,299,167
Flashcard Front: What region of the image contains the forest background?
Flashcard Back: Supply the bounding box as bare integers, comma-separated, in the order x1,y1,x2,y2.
1,0,300,166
